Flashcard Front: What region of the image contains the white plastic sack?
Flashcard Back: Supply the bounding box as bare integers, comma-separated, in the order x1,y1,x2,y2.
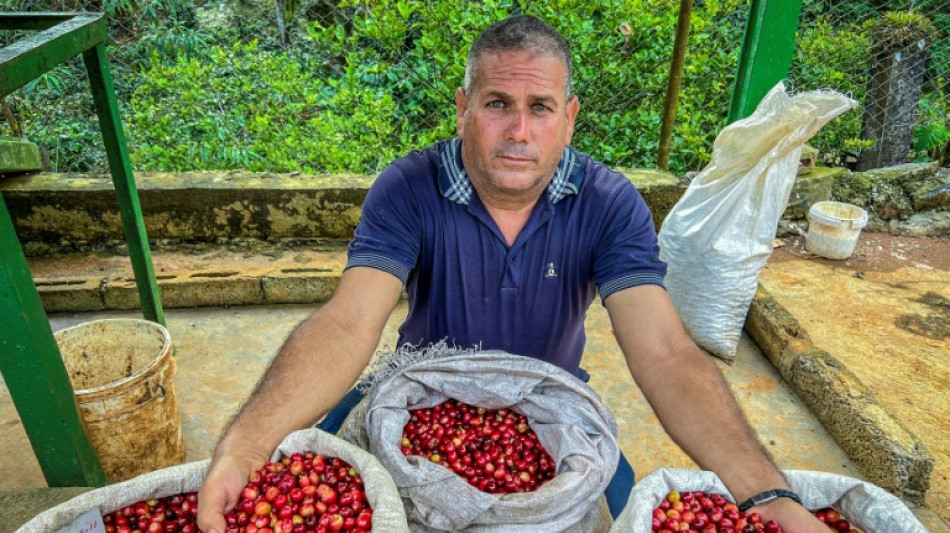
16,428,408,533
339,348,619,532
658,82,857,361
609,468,928,533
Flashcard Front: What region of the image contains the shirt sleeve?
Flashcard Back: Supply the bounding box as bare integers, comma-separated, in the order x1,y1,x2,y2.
345,164,421,285
593,178,668,304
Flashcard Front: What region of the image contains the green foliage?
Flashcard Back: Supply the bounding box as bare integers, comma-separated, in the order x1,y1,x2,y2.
913,80,950,166
128,41,399,172
5,0,948,175
788,16,873,163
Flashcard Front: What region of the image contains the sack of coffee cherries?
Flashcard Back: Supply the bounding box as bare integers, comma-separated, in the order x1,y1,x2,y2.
16,428,409,533
339,347,620,532
609,467,928,533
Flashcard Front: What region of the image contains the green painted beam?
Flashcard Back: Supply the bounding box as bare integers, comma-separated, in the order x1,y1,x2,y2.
0,13,105,97
727,0,803,123
83,44,166,325
0,12,78,31
0,195,107,487
0,13,164,483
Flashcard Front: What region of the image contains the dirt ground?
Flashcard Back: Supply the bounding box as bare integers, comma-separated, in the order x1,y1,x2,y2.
763,231,950,522
771,232,950,272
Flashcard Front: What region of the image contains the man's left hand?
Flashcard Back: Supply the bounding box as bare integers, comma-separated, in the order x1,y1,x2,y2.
751,497,834,533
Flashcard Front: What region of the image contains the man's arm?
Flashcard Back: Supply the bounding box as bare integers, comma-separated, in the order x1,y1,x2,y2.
605,284,831,532
197,267,404,533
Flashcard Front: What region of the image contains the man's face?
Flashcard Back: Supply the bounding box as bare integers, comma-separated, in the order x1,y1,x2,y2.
456,50,579,204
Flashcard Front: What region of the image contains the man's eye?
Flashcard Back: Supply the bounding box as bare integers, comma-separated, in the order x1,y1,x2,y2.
487,100,506,109
531,104,551,112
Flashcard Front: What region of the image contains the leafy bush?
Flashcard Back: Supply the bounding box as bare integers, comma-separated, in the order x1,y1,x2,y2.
4,0,947,175
788,16,873,163
128,40,400,172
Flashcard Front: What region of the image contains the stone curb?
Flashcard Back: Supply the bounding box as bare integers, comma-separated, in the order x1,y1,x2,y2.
0,170,686,249
35,266,344,312
745,285,934,504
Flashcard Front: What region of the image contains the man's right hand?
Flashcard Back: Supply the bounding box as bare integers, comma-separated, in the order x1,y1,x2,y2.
197,446,270,533
196,267,403,533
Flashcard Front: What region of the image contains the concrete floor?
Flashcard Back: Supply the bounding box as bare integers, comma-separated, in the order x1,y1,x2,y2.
1,302,866,482
0,301,890,531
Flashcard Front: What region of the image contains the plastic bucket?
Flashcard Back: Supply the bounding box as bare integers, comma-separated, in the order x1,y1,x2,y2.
54,318,185,482
805,201,869,260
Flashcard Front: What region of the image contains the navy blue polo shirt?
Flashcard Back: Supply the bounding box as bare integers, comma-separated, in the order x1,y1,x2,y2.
346,138,666,376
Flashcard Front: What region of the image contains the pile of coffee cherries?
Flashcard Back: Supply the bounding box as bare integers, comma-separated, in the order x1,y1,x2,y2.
813,507,860,532
651,490,779,532
400,399,556,494
651,491,862,533
224,452,372,533
104,493,198,533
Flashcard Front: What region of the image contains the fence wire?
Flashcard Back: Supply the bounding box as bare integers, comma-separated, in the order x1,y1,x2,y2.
790,0,950,168
1,1,946,175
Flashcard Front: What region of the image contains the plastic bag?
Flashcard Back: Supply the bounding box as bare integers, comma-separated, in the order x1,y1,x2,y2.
658,82,857,361
16,428,409,533
339,347,619,532
609,467,928,532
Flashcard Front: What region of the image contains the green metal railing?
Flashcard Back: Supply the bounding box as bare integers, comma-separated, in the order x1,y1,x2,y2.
0,12,164,487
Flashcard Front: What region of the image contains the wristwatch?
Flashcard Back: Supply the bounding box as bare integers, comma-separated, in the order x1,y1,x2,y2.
737,488,803,513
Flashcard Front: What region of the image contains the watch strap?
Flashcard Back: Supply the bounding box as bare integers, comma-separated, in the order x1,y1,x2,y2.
737,488,803,513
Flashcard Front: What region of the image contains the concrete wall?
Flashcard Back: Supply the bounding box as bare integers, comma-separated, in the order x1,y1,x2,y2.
0,169,684,251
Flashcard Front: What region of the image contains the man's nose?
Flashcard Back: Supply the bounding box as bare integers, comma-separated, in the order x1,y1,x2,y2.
506,109,530,142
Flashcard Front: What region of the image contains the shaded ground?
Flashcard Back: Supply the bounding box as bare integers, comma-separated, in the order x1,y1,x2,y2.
764,232,950,523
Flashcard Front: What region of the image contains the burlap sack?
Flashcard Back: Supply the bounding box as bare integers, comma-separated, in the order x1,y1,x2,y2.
16,428,408,533
339,348,619,532
610,468,928,532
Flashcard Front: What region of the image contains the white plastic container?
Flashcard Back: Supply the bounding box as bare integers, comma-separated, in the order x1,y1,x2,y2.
805,201,869,260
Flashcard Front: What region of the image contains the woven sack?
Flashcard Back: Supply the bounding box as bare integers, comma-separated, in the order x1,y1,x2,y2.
339,347,619,532
16,428,408,533
609,467,928,533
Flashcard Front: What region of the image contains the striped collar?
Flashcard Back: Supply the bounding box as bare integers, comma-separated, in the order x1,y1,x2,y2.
437,137,584,205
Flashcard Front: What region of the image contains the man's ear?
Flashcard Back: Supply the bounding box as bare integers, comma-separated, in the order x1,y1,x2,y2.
564,94,580,145
455,87,468,137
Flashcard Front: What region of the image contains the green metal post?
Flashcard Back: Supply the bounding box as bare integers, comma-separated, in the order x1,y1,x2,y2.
0,195,107,487
82,44,165,325
727,0,803,123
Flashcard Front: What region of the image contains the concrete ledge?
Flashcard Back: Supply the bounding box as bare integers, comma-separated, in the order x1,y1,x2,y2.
746,285,934,503
0,172,373,245
36,267,346,312
0,137,42,174
34,277,105,312
1,487,92,533
0,170,683,249
262,268,340,304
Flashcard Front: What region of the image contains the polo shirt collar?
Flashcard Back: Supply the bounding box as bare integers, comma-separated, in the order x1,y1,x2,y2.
438,137,584,205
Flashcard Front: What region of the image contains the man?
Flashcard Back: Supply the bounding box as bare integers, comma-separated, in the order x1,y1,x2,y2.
199,15,832,532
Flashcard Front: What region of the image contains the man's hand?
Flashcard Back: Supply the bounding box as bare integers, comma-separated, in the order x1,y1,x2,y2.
196,267,402,533
197,445,269,533
752,498,834,533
